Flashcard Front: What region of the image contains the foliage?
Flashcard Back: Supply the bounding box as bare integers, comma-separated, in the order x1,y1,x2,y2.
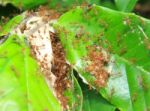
115,0,138,12
0,0,150,111
0,34,61,111
81,83,116,111
55,5,150,111
0,0,137,12
0,11,83,111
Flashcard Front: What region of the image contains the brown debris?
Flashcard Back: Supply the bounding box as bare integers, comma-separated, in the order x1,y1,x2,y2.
25,6,60,22
50,32,71,109
37,6,60,22
86,46,109,88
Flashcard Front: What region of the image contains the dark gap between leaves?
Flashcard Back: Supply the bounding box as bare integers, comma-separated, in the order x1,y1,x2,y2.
0,3,21,18
134,0,150,19
0,35,8,45
73,70,118,110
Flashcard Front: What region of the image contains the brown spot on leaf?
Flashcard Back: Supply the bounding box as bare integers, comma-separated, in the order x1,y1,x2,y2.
0,90,4,95
123,17,131,26
10,65,20,77
119,47,127,56
144,38,150,50
131,93,138,102
43,108,48,111
129,58,137,64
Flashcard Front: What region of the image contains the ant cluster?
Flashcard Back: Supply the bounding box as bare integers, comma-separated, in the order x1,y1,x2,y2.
11,8,71,110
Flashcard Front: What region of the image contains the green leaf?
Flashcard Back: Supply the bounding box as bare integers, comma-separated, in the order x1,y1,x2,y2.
115,0,138,12
82,84,116,111
0,14,24,36
48,0,117,11
0,34,61,110
55,5,150,111
102,54,150,111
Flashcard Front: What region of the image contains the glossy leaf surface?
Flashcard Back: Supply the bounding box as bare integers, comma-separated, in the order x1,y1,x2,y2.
55,5,150,111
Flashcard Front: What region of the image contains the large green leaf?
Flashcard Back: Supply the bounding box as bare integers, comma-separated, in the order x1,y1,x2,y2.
81,83,116,111
47,0,116,12
55,5,150,111
0,34,61,111
115,0,138,12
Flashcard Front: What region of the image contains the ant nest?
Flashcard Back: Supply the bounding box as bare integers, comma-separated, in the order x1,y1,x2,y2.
11,9,70,109
12,12,57,89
